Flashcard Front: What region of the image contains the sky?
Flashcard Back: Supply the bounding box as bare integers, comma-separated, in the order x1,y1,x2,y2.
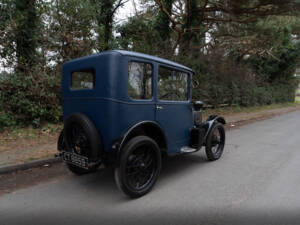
116,0,137,24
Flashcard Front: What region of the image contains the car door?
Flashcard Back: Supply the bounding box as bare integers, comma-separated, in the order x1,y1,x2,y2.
155,65,193,153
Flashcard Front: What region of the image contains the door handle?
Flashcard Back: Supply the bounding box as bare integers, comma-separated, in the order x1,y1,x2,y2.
156,105,163,110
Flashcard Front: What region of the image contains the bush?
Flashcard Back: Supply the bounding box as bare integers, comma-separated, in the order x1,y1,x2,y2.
0,112,16,129
271,82,297,103
239,82,258,106
0,69,61,128
179,46,297,108
228,82,241,106
256,86,273,105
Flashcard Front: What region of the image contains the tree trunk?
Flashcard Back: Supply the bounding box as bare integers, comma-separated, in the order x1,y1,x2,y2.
15,0,38,73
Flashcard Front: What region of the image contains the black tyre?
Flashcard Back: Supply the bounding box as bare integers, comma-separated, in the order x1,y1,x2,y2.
57,129,65,151
114,136,162,198
63,113,103,175
205,122,225,161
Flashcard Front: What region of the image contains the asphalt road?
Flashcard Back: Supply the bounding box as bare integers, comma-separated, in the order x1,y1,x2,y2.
1,110,300,225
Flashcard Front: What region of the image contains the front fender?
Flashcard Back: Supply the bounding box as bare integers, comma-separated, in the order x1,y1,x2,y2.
203,115,226,141
206,115,226,124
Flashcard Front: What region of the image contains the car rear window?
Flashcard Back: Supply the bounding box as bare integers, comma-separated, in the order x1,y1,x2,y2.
71,69,95,90
158,66,188,101
128,62,153,100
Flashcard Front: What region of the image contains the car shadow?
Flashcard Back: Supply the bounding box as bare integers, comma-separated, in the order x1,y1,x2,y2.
67,150,209,201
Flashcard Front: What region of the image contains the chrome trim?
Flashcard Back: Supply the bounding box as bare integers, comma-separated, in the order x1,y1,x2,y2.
180,146,197,154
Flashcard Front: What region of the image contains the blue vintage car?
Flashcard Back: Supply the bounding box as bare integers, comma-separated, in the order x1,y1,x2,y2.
57,50,226,198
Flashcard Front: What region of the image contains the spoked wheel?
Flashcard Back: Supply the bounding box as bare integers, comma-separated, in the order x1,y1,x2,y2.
64,113,103,175
205,122,225,161
115,136,161,198
67,123,91,156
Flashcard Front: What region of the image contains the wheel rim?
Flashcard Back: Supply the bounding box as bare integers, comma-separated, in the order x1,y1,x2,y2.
66,123,90,157
211,126,225,155
125,145,157,191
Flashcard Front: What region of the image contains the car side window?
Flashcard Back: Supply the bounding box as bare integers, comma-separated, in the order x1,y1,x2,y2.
158,66,188,101
128,62,153,100
71,69,95,90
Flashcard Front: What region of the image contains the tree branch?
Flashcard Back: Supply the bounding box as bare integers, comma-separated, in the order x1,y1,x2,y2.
154,0,183,33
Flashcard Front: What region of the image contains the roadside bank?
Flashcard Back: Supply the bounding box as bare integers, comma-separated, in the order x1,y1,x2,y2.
0,103,300,174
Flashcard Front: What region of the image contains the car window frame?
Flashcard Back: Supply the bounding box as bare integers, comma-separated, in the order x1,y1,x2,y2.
70,68,96,91
157,64,191,103
127,59,154,102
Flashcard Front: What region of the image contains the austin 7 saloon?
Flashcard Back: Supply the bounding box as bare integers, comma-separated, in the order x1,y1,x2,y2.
57,50,226,198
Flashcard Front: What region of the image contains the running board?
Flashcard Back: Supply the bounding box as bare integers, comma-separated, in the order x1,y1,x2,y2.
180,146,198,154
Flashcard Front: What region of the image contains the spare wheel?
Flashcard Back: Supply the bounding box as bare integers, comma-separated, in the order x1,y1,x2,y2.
63,113,103,165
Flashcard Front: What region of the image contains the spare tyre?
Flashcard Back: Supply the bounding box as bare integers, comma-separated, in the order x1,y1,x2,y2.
63,113,103,174
57,129,65,151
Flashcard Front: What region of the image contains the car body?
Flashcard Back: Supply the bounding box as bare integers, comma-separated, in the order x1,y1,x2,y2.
58,50,226,198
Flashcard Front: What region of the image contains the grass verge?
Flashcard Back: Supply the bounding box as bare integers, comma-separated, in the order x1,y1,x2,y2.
1,102,300,150
203,102,300,117
0,123,62,153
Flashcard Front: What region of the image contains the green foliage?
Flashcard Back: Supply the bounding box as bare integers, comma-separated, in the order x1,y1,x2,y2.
14,0,40,71
0,69,61,128
249,27,300,82
117,17,158,53
0,0,125,129
92,0,115,51
116,11,175,58
178,43,297,108
0,0,16,68
228,82,241,105
1,0,300,129
153,0,173,40
0,112,16,129
48,0,97,63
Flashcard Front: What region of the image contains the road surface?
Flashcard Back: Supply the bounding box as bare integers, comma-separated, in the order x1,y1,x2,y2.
1,110,300,225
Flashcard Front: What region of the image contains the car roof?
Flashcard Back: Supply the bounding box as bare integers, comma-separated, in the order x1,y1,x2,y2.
110,50,194,73
65,50,194,73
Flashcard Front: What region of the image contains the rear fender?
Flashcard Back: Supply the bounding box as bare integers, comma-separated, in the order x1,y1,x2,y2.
110,121,167,163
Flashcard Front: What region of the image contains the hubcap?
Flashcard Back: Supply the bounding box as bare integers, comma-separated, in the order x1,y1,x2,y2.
211,127,223,154
68,124,90,157
125,146,156,190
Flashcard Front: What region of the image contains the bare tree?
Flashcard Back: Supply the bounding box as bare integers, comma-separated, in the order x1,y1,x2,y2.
154,0,300,53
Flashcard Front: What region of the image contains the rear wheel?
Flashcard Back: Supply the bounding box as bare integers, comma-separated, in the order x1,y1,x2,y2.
205,123,225,161
115,136,162,198
63,113,103,175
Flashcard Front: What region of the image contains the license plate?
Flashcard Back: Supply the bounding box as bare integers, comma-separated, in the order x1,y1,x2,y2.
61,151,89,169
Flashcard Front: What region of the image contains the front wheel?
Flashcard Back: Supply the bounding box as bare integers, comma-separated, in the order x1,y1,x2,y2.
205,122,225,161
114,136,162,198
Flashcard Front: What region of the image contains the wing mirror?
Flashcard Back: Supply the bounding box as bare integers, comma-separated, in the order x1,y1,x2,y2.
193,101,204,111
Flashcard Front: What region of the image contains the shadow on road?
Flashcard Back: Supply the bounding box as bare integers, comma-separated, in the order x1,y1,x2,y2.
3,203,300,225
66,151,209,201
